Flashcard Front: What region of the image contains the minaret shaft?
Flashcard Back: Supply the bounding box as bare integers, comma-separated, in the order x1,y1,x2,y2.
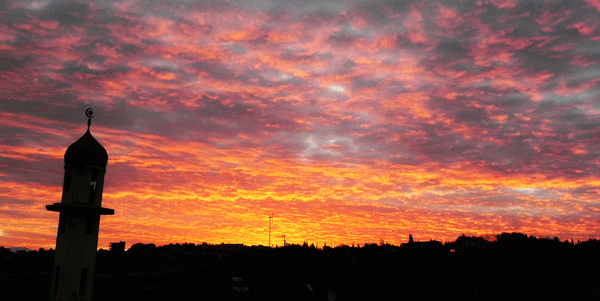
47,110,113,301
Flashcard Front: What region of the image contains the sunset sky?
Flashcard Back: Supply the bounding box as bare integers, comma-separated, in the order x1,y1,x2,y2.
1,0,600,250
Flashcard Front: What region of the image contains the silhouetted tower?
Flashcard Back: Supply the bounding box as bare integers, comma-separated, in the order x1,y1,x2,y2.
46,109,114,301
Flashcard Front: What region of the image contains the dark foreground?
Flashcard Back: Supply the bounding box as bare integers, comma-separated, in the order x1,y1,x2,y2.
3,234,600,300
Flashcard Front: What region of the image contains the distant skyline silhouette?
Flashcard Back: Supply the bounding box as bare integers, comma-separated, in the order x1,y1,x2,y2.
2,0,600,250
4,233,600,300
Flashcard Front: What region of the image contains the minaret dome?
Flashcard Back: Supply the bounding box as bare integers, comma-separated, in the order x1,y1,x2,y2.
64,129,108,168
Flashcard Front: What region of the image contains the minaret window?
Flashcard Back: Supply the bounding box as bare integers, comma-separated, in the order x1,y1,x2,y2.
85,218,94,235
89,169,99,204
63,169,71,193
58,216,66,234
52,266,60,295
79,267,88,296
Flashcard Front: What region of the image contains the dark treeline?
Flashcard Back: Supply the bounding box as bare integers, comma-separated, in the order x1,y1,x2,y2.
3,232,600,300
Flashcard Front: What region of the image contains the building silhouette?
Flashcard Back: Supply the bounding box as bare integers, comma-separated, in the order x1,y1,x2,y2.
109,241,126,253
46,109,114,301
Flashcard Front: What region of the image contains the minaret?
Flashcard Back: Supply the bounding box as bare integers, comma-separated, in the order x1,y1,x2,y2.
47,108,114,301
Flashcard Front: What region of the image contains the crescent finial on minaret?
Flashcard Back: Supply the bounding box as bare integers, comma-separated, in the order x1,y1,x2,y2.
85,108,94,129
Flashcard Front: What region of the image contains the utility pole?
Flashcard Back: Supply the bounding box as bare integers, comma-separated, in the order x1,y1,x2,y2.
269,212,273,248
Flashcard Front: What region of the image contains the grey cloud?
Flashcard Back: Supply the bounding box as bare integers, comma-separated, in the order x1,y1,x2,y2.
328,32,361,47
38,1,90,25
0,155,63,186
0,99,80,124
0,56,32,71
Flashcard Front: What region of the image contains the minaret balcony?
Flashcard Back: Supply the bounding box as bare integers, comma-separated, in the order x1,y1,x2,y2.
46,203,114,215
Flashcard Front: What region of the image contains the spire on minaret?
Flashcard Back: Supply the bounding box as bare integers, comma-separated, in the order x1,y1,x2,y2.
85,107,94,130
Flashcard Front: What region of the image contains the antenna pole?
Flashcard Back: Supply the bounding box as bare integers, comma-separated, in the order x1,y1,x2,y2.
269,212,273,248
